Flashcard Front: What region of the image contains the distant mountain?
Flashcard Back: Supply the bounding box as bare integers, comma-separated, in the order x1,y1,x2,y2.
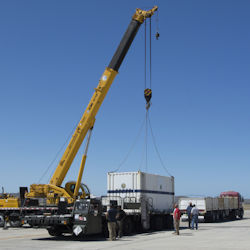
244,199,250,204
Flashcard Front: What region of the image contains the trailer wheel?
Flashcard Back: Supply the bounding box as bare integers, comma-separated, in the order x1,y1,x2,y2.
123,217,133,235
152,216,163,231
102,222,109,238
239,210,244,219
212,213,216,222
134,216,142,233
221,212,225,221
230,211,236,220
0,214,4,227
166,214,173,229
216,212,220,222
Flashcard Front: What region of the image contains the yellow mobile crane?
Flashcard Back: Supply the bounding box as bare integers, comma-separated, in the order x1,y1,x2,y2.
26,7,158,206
0,187,29,227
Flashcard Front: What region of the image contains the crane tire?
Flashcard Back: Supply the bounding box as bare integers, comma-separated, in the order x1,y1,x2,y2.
10,220,21,227
0,214,4,227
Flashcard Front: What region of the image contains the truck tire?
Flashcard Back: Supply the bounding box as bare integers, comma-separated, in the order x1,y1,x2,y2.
152,216,163,231
230,211,236,220
10,220,21,227
166,214,173,229
123,217,133,235
0,214,4,227
9,213,21,227
134,216,142,233
239,210,244,219
220,212,225,221
212,213,216,222
204,215,209,223
216,212,220,222
47,227,62,237
102,222,109,238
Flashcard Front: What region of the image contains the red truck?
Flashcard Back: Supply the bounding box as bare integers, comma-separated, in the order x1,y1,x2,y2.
178,191,244,222
220,191,244,219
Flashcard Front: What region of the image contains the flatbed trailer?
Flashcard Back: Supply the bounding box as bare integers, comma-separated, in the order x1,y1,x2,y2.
178,191,244,222
0,205,72,227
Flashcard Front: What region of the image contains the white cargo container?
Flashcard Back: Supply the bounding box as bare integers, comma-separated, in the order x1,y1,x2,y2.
105,171,175,231
107,171,174,212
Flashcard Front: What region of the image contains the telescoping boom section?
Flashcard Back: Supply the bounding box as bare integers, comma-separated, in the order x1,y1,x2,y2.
27,7,158,205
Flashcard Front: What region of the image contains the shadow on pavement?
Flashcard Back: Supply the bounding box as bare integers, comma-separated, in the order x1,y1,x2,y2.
33,234,134,242
33,235,107,242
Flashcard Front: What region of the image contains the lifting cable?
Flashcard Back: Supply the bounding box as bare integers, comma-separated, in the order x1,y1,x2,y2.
150,17,152,89
143,17,152,172
156,8,160,40
144,19,147,90
148,115,172,176
142,10,171,176
113,10,163,174
112,17,152,173
111,116,147,172
37,122,78,184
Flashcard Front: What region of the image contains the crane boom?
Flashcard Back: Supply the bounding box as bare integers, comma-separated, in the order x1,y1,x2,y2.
49,66,117,186
27,6,158,204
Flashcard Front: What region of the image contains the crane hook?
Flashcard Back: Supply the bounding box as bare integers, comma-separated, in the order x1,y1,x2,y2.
155,32,160,40
144,88,152,110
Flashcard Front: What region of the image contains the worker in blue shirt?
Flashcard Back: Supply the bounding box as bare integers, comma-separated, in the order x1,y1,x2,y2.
106,204,117,240
191,204,199,230
186,202,193,228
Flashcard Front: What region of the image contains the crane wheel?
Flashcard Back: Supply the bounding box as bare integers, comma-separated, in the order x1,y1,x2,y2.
0,214,4,227
47,227,62,237
10,220,21,227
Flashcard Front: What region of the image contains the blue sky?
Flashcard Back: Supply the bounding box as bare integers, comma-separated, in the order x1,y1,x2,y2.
0,0,249,198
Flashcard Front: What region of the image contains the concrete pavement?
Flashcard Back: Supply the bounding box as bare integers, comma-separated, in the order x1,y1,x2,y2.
0,210,249,250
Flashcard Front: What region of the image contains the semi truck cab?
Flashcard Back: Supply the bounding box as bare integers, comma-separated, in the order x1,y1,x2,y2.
72,199,103,236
